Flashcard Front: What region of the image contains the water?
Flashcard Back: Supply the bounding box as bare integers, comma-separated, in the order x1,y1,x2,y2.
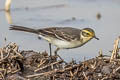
0,0,120,62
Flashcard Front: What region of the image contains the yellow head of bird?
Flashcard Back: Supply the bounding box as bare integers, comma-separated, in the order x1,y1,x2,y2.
82,28,99,40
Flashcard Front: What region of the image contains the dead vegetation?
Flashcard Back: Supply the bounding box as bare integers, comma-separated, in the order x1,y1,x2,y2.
0,36,120,80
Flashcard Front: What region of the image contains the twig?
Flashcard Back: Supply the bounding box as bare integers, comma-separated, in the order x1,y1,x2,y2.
98,49,103,57
35,60,63,72
37,58,47,67
56,64,80,73
0,48,4,60
70,70,73,77
0,49,10,62
83,71,88,80
0,72,5,80
28,63,80,78
64,64,80,71
11,62,21,73
110,36,120,62
101,76,108,80
12,49,23,58
73,67,79,75
113,66,120,73
26,69,57,78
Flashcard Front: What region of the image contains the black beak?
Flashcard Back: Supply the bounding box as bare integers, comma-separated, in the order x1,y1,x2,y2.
94,36,99,40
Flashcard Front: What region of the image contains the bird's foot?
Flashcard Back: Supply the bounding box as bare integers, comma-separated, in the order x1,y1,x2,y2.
55,53,67,64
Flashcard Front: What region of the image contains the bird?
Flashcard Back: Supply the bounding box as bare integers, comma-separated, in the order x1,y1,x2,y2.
10,25,99,60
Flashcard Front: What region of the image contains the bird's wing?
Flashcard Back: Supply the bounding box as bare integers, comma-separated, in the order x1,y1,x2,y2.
38,27,81,41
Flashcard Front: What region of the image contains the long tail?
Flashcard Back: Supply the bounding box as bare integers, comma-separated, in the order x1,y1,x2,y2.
9,25,39,34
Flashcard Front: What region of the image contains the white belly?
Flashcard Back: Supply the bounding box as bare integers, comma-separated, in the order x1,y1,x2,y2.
39,35,91,49
51,39,82,49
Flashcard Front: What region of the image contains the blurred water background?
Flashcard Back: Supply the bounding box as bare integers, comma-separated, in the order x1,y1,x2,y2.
0,0,120,62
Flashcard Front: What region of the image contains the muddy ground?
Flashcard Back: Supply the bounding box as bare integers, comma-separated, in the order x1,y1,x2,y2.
0,37,120,80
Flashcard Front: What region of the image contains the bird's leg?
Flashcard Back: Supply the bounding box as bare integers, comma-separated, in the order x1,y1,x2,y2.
54,48,63,60
54,48,67,64
49,43,52,56
54,48,60,56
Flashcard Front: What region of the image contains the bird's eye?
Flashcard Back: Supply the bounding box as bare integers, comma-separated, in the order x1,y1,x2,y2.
86,33,90,35
82,32,90,37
